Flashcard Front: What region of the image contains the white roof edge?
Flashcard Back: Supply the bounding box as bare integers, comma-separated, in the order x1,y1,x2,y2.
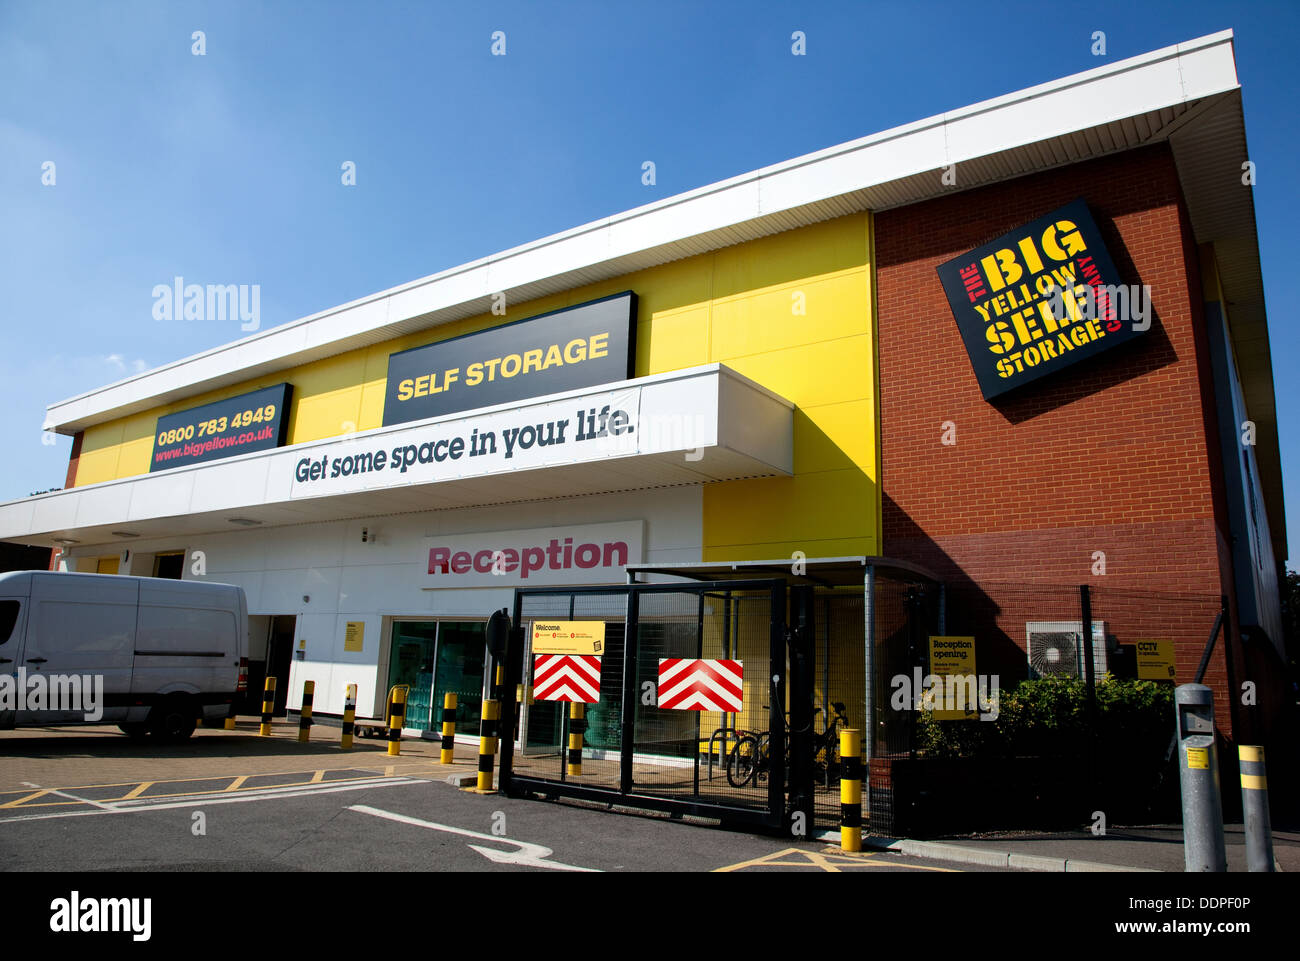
45,30,1238,433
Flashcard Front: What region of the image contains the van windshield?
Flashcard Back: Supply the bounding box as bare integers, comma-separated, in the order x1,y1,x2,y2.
0,599,19,645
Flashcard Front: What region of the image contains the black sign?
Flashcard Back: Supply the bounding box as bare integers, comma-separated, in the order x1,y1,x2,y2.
382,292,637,426
937,199,1143,400
150,383,293,472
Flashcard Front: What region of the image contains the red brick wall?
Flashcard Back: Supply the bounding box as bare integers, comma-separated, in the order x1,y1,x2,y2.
876,144,1239,734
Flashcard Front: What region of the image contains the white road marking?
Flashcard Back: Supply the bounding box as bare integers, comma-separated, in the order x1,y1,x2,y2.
0,776,420,825
347,804,599,872
20,780,116,812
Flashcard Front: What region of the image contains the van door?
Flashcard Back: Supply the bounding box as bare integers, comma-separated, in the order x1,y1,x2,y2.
22,574,136,725
0,596,29,728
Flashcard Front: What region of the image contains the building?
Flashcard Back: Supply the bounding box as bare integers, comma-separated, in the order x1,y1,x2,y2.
0,31,1286,784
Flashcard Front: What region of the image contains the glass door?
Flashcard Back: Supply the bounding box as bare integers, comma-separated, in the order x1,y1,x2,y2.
430,621,487,736
388,622,438,732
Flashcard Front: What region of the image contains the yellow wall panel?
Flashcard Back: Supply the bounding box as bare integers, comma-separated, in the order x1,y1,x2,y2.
66,211,880,567
718,335,872,409
702,469,875,551
636,306,710,376
794,400,877,474
709,270,867,362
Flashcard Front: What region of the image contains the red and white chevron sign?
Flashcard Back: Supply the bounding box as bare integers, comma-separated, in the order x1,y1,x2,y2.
533,654,602,703
657,658,743,711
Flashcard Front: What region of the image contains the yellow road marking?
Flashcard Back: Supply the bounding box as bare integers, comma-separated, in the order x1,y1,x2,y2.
0,789,50,809
714,846,958,873
0,768,387,809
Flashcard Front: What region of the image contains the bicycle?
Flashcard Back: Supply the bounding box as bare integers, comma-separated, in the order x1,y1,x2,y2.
725,702,849,788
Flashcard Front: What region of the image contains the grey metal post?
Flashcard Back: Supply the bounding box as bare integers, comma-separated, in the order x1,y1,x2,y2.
1238,745,1275,872
1175,684,1227,872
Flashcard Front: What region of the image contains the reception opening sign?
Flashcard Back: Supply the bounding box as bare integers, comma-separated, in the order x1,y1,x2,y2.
937,199,1143,399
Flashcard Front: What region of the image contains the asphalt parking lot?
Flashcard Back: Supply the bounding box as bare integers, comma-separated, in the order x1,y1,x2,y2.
0,720,978,872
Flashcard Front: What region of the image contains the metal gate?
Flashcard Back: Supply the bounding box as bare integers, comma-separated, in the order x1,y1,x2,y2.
497,580,793,831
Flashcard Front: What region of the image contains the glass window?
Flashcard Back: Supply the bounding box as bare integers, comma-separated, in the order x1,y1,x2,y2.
0,600,19,645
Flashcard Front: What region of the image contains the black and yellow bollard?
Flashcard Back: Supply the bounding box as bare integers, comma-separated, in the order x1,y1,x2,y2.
340,683,357,751
223,703,236,730
567,703,585,776
387,686,407,756
259,677,276,737
297,680,314,743
439,692,457,764
840,728,863,852
1239,745,1275,872
476,699,500,792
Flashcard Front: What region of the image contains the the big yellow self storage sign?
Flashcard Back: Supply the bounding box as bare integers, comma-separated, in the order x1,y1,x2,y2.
937,199,1145,400
382,292,636,426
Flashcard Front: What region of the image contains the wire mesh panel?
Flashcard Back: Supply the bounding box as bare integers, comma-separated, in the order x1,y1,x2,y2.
502,580,786,828
629,587,775,810
810,587,866,826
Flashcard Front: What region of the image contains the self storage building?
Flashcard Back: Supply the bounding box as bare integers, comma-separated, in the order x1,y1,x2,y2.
0,31,1287,796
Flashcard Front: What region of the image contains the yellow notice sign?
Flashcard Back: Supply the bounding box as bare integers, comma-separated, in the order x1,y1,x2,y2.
1186,746,1209,770
1136,638,1176,681
344,621,365,652
927,636,978,720
532,621,605,656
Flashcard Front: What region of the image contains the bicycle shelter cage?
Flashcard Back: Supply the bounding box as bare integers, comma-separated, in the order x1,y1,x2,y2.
497,580,792,832
494,558,940,834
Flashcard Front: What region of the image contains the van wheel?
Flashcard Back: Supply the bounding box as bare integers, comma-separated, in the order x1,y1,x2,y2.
149,698,197,743
119,723,150,741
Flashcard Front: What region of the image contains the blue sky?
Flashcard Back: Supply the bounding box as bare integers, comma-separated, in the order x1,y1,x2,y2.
2,1,1297,557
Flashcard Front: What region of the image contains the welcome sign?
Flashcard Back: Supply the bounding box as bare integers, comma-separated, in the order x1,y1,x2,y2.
937,199,1142,400
382,292,637,426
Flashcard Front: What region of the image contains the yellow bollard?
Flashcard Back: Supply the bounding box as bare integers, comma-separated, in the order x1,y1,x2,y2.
439,692,457,764
387,686,407,756
340,683,357,751
567,702,585,776
259,677,277,737
840,728,862,852
223,704,236,730
476,700,500,792
297,680,314,743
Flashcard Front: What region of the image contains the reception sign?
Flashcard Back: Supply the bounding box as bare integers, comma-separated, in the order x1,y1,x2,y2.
937,199,1141,400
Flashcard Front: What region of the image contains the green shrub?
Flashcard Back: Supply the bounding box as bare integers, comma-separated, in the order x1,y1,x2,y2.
916,675,1174,760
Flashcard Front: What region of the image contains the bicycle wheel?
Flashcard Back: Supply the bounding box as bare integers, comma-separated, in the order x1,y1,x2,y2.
727,735,760,788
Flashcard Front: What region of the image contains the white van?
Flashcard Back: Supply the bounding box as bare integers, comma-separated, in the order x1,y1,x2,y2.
0,571,249,742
